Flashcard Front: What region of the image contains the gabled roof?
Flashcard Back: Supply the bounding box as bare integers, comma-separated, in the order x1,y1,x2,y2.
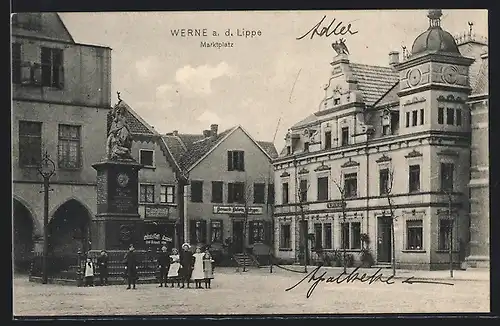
373,81,400,107
257,141,279,159
116,100,156,135
349,63,399,106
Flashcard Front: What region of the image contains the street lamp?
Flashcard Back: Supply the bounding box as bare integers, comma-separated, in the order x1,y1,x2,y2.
37,151,56,284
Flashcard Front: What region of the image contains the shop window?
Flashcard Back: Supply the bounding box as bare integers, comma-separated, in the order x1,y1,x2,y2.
210,220,223,243
409,165,420,193
317,176,329,201
351,222,361,249
299,179,308,202
438,219,453,251
341,222,361,249
249,221,265,244
139,149,154,167
314,223,322,250
140,184,154,203
282,182,289,204
440,163,454,192
190,180,203,203
228,182,245,204
323,223,332,249
280,224,291,249
341,222,350,249
160,185,175,203
228,150,245,171
406,220,423,250
344,172,357,198
211,181,223,203
58,124,81,169
253,183,266,204
18,121,42,167
189,220,207,244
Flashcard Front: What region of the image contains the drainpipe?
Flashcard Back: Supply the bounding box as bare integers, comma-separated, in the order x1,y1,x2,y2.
183,180,189,244
365,110,370,242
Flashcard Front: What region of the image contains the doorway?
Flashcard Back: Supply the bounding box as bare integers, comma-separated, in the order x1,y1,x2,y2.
232,220,244,253
377,216,392,263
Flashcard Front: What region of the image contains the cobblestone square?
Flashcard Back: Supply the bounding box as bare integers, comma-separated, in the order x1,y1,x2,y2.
13,267,490,316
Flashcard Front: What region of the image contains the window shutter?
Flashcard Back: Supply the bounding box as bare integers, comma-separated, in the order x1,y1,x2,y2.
227,151,233,171
21,62,31,85
240,151,245,171
57,64,65,89
228,183,233,203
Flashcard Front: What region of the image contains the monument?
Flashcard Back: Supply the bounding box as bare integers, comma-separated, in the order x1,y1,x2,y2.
91,93,145,250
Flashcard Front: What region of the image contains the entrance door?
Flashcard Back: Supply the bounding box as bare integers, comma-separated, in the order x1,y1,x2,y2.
377,216,392,263
232,221,244,253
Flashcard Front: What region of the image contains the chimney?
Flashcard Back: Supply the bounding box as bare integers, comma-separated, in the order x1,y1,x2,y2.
210,124,218,139
203,130,211,137
172,130,178,136
389,51,399,66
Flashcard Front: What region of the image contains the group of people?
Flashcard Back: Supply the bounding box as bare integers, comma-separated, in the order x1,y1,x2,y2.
82,243,215,290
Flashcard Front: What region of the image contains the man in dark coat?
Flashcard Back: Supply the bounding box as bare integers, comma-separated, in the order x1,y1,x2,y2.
124,244,138,290
157,246,169,287
97,250,109,286
179,243,194,288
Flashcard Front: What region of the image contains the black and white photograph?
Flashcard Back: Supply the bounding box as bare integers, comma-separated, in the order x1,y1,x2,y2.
11,8,490,317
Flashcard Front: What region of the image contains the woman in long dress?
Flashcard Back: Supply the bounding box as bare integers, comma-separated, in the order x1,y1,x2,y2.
167,248,181,288
191,247,205,289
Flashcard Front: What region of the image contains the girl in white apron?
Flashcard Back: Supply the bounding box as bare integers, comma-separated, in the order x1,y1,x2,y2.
84,257,95,287
167,248,181,287
203,250,215,289
191,247,205,289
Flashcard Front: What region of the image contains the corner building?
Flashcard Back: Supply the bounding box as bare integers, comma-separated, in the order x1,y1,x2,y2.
273,10,482,270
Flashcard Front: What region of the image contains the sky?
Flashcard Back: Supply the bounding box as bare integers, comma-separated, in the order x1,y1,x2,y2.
59,9,488,151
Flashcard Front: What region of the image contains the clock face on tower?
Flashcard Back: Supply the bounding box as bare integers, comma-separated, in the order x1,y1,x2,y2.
408,68,422,87
443,65,458,84
117,172,130,188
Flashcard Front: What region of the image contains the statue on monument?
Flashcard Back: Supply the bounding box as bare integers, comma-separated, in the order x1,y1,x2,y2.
332,38,350,56
106,92,133,160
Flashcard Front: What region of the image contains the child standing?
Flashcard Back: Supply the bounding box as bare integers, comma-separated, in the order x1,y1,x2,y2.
203,250,215,289
84,257,95,287
191,247,205,289
167,248,181,287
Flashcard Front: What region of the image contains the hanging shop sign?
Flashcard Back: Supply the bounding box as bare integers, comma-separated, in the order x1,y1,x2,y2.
212,205,263,215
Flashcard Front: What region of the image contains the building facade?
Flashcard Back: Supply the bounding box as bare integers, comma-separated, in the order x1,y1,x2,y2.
12,13,111,269
273,10,482,270
164,125,278,254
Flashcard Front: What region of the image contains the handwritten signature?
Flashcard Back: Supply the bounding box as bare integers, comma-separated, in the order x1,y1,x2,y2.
285,265,454,298
297,15,358,40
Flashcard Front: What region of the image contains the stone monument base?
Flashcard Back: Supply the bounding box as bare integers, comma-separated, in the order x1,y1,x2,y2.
465,255,490,269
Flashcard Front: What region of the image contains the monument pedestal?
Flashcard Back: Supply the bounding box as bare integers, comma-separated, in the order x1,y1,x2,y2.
92,159,144,251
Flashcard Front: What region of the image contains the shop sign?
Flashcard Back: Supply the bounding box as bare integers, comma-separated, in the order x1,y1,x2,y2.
212,205,263,215
145,205,170,218
143,233,172,246
327,201,345,209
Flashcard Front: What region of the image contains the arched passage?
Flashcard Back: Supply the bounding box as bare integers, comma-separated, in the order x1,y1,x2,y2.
13,199,35,273
48,199,92,260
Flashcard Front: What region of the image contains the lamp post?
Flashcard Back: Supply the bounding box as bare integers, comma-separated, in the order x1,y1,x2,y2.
37,152,55,284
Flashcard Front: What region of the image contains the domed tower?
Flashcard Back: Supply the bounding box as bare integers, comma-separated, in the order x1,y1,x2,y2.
395,9,474,136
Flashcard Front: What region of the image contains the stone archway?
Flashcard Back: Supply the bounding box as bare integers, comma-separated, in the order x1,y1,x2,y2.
13,199,35,273
48,199,92,261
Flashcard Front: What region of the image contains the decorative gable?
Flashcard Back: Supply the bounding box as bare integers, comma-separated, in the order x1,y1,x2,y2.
341,158,360,168
405,149,423,158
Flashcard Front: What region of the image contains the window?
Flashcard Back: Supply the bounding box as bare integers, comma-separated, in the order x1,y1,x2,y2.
160,185,175,203
282,182,289,204
440,163,454,192
334,98,340,105
382,124,390,136
341,127,349,146
18,121,42,166
140,184,155,203
323,223,332,249
409,165,420,193
446,108,454,125
438,219,453,251
280,224,291,249
267,184,275,205
139,150,154,167
438,107,444,124
420,109,425,125
41,47,64,88
228,182,245,204
317,176,329,201
406,220,423,250
12,43,21,84
211,181,223,203
190,220,207,244
253,183,265,204
228,150,245,171
249,221,265,244
344,173,357,198
286,146,291,155
341,223,350,249
304,142,309,152
324,131,332,149
58,124,81,169
314,223,322,250
299,179,308,202
456,109,462,126
406,112,410,128
412,110,418,126
379,168,389,195
210,220,223,243
190,181,203,203
351,222,361,249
